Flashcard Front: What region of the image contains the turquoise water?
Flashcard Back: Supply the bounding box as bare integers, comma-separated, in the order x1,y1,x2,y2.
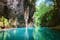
0,27,60,40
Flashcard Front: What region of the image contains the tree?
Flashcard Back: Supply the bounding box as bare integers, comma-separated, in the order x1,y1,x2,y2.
33,1,54,27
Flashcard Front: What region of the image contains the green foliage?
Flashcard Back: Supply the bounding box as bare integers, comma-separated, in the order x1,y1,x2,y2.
33,2,54,27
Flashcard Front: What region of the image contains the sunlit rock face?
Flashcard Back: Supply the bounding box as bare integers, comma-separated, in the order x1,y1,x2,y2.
0,0,35,19
0,0,35,27
7,0,24,18
0,0,25,27
6,0,25,27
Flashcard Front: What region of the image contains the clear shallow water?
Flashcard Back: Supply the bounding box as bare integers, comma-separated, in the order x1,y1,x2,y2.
0,27,60,40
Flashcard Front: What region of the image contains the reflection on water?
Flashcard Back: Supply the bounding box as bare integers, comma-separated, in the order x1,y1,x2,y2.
25,29,29,40
0,27,60,40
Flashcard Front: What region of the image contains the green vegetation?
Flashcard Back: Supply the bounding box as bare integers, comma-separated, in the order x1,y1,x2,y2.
33,1,54,27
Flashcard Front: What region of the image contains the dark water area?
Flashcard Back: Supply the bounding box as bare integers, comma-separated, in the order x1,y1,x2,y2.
0,27,60,40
